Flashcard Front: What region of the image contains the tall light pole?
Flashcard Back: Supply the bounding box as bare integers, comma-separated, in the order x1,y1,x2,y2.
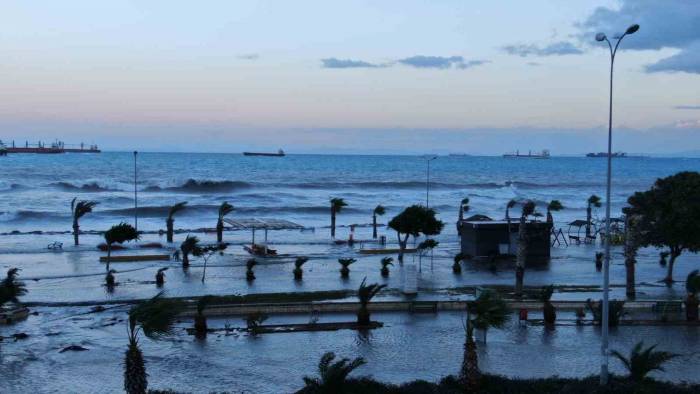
595,23,639,386
133,151,138,232
424,155,437,208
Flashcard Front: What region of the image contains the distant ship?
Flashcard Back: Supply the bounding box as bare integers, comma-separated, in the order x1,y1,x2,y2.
503,149,550,159
243,149,285,157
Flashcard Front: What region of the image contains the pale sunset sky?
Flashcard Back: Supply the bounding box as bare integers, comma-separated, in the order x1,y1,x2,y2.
0,0,699,154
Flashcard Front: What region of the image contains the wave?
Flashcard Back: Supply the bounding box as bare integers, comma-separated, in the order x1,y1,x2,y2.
0,183,28,192
144,179,253,193
50,182,117,192
283,181,472,190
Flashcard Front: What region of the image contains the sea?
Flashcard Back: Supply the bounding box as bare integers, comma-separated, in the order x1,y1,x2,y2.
1,152,699,239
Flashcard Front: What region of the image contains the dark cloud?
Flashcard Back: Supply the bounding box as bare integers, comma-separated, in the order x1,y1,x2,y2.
237,54,259,60
397,55,489,69
580,0,700,74
674,105,700,110
527,62,541,67
502,41,583,57
321,58,383,68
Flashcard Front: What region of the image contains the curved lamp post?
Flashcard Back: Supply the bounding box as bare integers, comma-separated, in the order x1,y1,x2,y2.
595,23,639,386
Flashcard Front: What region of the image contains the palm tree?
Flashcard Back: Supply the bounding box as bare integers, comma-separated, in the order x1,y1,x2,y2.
194,295,214,338
372,205,385,239
586,195,602,238
124,293,185,394
155,268,167,287
595,251,604,271
546,200,563,224
216,201,234,243
380,257,393,277
459,197,470,221
453,253,463,274
540,285,556,326
105,269,117,288
685,270,700,321
624,214,641,299
586,298,625,326
71,198,98,246
166,201,187,243
338,258,356,279
294,257,309,281
357,277,386,326
515,200,535,297
330,198,347,239
104,223,140,271
417,239,439,270
505,199,517,252
460,290,510,392
180,235,201,269
0,268,27,307
611,341,678,382
302,352,366,393
246,258,257,281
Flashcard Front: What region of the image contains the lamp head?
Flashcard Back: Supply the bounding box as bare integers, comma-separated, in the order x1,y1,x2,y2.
625,24,640,34
595,33,606,42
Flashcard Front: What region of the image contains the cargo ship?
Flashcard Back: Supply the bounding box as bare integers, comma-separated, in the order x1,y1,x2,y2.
503,149,550,159
243,149,285,157
0,140,100,154
586,152,626,158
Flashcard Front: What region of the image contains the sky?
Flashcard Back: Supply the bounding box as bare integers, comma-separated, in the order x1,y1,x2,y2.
0,0,699,155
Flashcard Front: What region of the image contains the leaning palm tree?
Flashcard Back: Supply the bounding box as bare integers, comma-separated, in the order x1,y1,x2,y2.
372,204,386,239
330,198,348,239
155,267,168,287
357,277,386,326
302,352,366,393
505,199,517,252
104,222,140,271
380,257,393,277
166,201,187,243
685,270,700,321
515,201,535,297
0,268,28,307
246,258,257,282
453,253,463,274
216,201,234,243
294,257,309,281
338,258,356,279
540,284,556,326
179,235,201,269
459,197,470,221
105,269,117,288
71,198,98,246
124,293,185,394
546,200,563,224
460,289,510,392
611,341,678,382
586,195,602,238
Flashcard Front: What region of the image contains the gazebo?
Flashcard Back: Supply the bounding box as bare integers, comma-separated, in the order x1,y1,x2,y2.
223,218,304,256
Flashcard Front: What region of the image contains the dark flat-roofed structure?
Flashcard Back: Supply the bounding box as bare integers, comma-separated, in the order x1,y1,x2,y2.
458,218,552,263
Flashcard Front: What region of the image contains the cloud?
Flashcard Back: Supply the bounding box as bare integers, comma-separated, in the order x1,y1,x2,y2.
674,105,700,110
579,0,700,74
322,56,489,70
237,54,259,60
321,58,383,68
397,56,489,69
526,62,541,67
502,41,583,57
675,119,700,129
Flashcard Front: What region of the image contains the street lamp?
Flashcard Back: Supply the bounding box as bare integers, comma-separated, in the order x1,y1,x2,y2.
424,155,437,208
595,23,639,386
134,151,138,232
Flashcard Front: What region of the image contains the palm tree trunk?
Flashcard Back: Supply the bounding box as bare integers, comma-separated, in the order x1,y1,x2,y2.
124,337,148,394
73,219,80,246
515,216,527,297
664,249,680,284
586,206,592,238
330,209,336,238
182,252,189,268
625,259,636,299
194,314,207,337
397,233,408,263
624,216,637,299
357,305,370,326
106,244,112,272
216,219,223,243
372,214,377,239
166,218,174,243
460,325,480,392
506,209,512,254
686,295,699,321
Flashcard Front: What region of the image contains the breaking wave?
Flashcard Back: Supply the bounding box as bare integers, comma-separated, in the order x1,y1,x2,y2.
50,182,117,192
144,179,253,193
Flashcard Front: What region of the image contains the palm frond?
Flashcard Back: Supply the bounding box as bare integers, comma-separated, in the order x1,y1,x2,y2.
613,341,678,381
338,258,356,268
73,200,98,220
180,235,200,255
294,256,309,269
246,258,258,270
218,202,234,220
305,352,366,390
418,238,439,250
521,200,536,217
104,222,140,245
196,295,216,315
330,198,348,212
469,290,511,330
358,277,387,305
588,195,602,208
539,285,554,302
373,204,386,216
380,257,394,267
507,199,517,209
128,292,186,339
686,270,700,295
547,200,563,212
0,268,27,305
167,201,188,220
454,253,464,264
